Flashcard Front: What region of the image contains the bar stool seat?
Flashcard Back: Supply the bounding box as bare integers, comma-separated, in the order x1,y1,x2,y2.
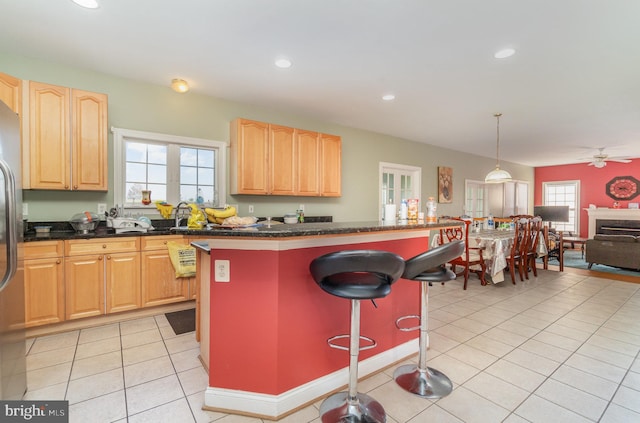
310,249,405,423
394,240,464,399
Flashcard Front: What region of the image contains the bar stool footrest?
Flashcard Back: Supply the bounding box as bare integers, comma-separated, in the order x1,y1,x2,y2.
327,334,377,351
395,314,420,332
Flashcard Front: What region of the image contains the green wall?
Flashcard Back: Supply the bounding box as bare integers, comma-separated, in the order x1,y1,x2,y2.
1,52,534,222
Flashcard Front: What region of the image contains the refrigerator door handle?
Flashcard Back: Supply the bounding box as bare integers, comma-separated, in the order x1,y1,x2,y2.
0,158,17,293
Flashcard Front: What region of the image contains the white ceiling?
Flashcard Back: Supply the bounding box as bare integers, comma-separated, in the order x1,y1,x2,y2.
1,0,639,167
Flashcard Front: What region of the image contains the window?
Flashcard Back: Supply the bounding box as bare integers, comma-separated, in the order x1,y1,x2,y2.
543,181,580,233
379,162,421,219
112,128,226,214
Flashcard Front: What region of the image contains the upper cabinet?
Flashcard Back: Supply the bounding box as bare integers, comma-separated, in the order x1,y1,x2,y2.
0,72,22,114
24,81,108,191
230,118,341,197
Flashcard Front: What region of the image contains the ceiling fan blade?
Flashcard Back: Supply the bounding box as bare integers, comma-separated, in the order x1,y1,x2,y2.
608,158,632,163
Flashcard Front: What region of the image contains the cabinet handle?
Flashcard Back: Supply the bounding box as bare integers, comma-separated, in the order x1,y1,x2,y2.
107,256,111,260
73,185,78,190
56,259,61,264
99,256,103,261
163,241,167,245
102,244,107,249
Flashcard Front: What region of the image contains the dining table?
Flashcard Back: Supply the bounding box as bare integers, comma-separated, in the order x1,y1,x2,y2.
471,229,516,283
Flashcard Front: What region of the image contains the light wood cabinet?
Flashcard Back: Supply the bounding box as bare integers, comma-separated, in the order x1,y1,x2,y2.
24,241,65,327
230,118,270,194
140,236,190,307
320,133,342,197
270,124,296,195
296,129,320,196
64,238,140,320
25,81,108,191
0,72,21,114
230,117,341,196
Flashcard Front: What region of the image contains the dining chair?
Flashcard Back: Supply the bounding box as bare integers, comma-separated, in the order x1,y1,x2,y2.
504,219,526,284
542,226,564,271
522,217,543,279
439,218,486,289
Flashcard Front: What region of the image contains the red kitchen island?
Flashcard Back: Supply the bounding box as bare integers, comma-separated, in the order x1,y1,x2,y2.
191,220,459,420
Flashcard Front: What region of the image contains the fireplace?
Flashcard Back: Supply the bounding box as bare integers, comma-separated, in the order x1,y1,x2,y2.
586,208,640,238
595,219,640,236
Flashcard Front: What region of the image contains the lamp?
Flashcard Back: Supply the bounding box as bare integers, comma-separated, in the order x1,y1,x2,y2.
485,113,513,183
171,79,189,93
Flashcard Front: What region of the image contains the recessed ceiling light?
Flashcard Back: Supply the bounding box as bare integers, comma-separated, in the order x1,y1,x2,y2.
71,0,99,9
382,94,395,101
275,58,292,69
494,48,516,59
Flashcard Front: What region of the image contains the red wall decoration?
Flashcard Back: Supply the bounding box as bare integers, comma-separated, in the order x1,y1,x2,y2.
534,159,640,238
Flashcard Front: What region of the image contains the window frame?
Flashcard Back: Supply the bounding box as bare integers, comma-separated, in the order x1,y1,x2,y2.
542,180,580,234
112,127,227,215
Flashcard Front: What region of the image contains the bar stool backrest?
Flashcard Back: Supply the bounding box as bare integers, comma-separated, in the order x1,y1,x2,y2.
309,250,405,300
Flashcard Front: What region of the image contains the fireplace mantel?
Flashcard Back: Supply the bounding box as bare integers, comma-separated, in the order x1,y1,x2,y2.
585,208,640,238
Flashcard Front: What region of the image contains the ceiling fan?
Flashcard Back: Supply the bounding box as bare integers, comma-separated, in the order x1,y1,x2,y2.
583,147,632,168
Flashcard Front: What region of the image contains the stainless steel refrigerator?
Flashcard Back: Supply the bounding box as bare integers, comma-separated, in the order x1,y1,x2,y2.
0,99,26,400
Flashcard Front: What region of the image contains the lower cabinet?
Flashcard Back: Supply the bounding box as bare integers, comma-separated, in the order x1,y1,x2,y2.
64,238,140,320
24,241,65,327
25,234,194,328
141,236,190,307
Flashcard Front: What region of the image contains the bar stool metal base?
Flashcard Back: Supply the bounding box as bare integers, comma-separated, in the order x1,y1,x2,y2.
393,364,453,398
319,392,386,423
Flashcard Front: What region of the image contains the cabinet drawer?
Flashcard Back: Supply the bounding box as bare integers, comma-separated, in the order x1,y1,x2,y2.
141,235,187,251
65,237,140,256
25,241,64,259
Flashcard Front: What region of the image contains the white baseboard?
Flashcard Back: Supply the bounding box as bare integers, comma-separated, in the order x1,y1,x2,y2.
203,339,418,419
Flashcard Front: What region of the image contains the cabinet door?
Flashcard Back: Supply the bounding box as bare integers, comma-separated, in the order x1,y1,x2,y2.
0,72,21,114
320,133,341,197
29,81,71,190
230,118,269,194
24,257,65,327
296,129,320,196
72,89,108,191
141,251,189,307
65,255,104,320
105,252,141,313
269,124,296,195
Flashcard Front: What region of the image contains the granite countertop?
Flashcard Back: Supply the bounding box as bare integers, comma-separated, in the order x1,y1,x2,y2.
25,218,460,242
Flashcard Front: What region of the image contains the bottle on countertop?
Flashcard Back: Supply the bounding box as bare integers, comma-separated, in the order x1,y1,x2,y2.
426,197,437,223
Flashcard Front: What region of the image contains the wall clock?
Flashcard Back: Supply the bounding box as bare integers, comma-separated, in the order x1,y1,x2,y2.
605,176,640,201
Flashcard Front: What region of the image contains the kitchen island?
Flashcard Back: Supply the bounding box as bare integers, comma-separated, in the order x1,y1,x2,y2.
191,220,460,420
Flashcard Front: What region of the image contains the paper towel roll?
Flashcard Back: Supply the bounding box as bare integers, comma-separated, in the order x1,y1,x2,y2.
384,204,397,222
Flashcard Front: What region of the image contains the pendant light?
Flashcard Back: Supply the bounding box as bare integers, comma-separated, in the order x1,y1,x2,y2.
485,113,513,183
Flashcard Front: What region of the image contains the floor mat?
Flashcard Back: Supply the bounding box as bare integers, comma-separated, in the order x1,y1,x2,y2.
165,308,196,335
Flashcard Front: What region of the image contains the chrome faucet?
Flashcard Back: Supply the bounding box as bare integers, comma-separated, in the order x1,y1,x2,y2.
174,202,191,228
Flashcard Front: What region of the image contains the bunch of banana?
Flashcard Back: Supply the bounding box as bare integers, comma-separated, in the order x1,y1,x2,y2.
204,205,237,224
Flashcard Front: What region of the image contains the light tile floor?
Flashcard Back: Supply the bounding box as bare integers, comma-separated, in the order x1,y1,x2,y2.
25,269,640,422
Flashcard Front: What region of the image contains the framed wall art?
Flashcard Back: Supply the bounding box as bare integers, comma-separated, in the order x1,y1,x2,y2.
438,166,453,203
605,175,640,201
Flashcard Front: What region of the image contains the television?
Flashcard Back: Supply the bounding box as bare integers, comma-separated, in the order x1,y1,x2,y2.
533,205,569,222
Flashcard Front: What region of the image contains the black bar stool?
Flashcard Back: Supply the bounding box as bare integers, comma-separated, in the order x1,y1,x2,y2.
394,240,464,398
310,249,405,423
